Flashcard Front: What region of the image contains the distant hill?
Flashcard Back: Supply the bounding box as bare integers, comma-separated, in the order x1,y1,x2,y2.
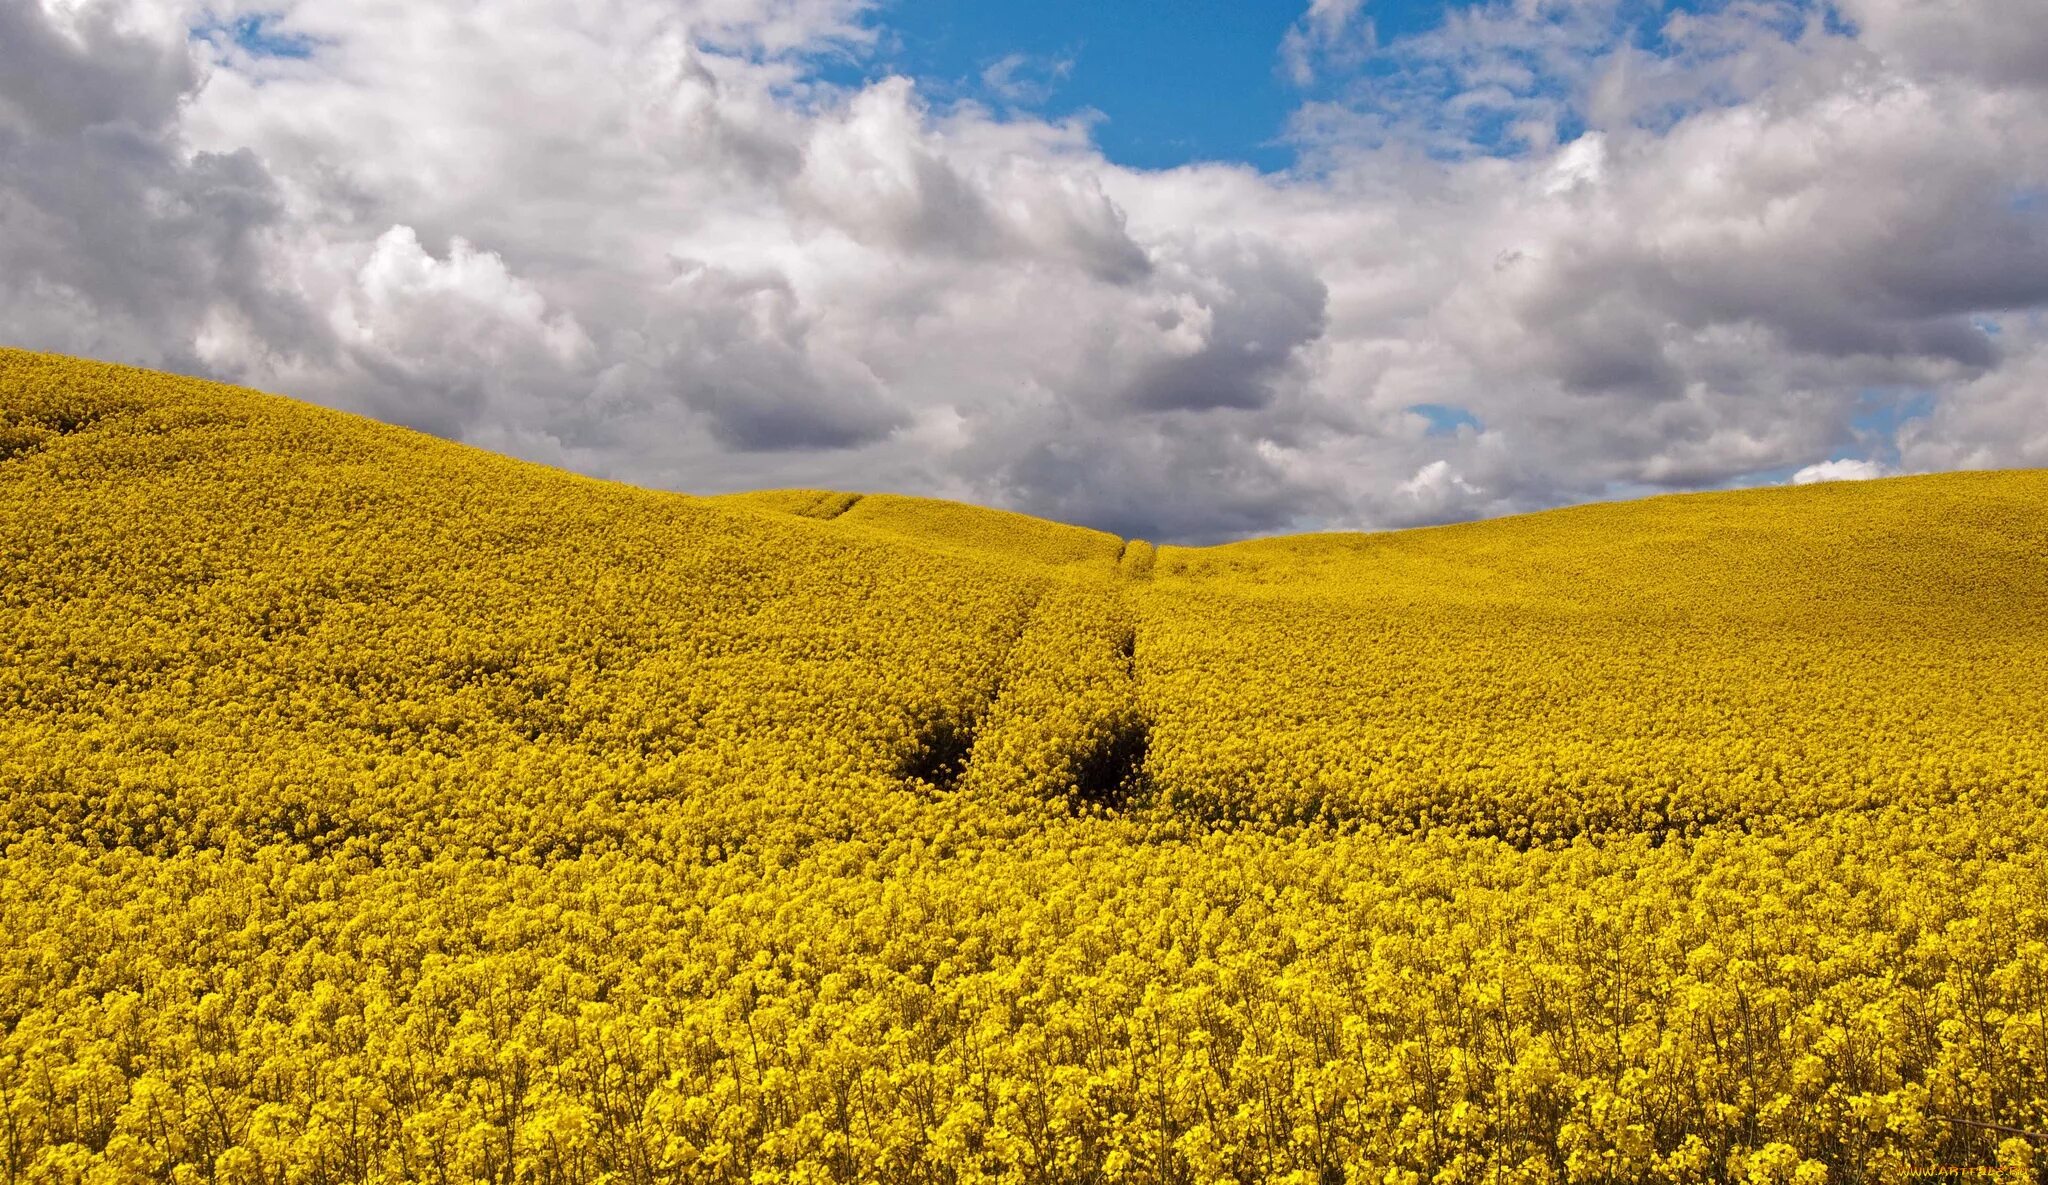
4,346,2045,1182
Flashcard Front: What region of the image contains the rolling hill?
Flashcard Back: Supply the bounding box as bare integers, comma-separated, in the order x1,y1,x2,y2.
4,347,2046,1183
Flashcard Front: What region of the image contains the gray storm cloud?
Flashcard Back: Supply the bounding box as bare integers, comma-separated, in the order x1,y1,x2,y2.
1,0,2044,540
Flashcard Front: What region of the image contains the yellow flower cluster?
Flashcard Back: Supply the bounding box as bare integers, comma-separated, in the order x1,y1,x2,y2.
1137,474,2048,841
3,348,2045,1183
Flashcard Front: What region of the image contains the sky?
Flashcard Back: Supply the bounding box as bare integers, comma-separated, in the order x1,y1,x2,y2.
2,0,2045,542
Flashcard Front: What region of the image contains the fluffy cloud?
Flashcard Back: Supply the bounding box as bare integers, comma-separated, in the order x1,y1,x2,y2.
1898,321,2048,472
1280,0,1368,86
1834,0,2048,88
1793,457,1888,484
0,0,306,373
1,0,2045,541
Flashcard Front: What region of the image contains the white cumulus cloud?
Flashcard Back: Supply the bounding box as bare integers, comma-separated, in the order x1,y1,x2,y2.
1792,458,1889,484
2,0,2045,541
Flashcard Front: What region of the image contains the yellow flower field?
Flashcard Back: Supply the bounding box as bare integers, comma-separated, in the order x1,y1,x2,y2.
3,347,2045,1183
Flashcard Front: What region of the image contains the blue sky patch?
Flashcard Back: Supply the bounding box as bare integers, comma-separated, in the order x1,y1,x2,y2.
1851,388,1935,467
833,0,1770,171
192,13,318,60
831,0,1313,171
833,0,1650,171
1408,402,1483,436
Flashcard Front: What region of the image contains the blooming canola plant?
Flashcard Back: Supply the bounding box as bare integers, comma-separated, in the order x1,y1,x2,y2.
2,348,2046,1183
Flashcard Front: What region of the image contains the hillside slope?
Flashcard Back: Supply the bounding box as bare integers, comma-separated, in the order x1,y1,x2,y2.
4,348,2047,1183
1139,471,2048,838
730,440,2048,843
